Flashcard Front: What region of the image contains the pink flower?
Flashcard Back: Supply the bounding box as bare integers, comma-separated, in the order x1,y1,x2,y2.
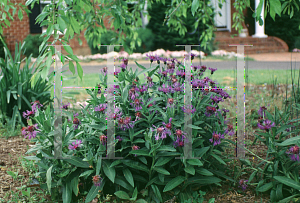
22,124,39,140
92,175,103,186
68,139,82,150
209,132,225,146
132,145,140,157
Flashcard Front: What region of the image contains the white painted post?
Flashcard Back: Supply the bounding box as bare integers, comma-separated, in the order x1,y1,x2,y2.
252,0,268,38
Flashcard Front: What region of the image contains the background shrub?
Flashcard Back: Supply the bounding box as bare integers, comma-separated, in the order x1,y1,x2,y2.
146,0,216,54
23,34,44,58
88,30,122,54
124,28,155,53
0,34,6,59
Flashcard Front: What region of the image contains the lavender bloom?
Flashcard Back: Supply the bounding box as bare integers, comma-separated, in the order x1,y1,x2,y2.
224,124,235,136
166,98,176,109
116,135,123,142
173,136,185,148
208,67,217,74
31,100,43,112
162,118,173,130
172,82,184,92
158,84,173,94
209,132,225,146
95,103,107,113
150,124,171,141
99,135,107,146
68,139,82,150
239,179,248,191
129,87,140,100
73,113,81,130
100,67,107,76
62,102,71,110
145,53,158,63
176,69,185,78
23,110,35,119
257,119,275,130
258,106,267,117
132,145,140,157
138,85,148,94
211,95,223,104
160,57,168,64
286,145,300,162
117,116,135,131
120,63,126,70
130,99,143,111
22,124,39,140
121,58,128,66
92,175,103,187
181,105,196,114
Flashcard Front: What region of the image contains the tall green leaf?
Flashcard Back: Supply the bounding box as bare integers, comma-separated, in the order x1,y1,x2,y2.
163,176,185,192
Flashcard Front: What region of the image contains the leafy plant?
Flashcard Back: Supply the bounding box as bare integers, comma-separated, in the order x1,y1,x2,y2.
0,39,54,130
23,56,236,203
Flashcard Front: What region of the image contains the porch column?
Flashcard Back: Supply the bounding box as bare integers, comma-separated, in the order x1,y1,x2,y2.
252,0,268,38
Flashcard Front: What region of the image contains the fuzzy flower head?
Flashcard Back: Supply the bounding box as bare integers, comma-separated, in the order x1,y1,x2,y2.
130,99,143,111
162,118,173,130
117,116,135,131
145,53,158,63
99,135,107,146
258,106,267,117
208,67,217,75
286,145,300,161
257,119,275,131
62,102,70,110
209,132,225,146
225,124,235,136
95,103,107,113
238,179,248,191
31,100,43,112
92,175,103,187
68,139,82,150
173,136,187,148
181,105,196,114
22,124,39,140
132,145,140,157
23,110,36,119
150,124,171,141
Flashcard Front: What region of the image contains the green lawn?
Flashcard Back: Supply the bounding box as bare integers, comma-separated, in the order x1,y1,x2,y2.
61,69,300,88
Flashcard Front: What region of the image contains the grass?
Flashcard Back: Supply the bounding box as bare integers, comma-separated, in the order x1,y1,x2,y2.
61,69,297,89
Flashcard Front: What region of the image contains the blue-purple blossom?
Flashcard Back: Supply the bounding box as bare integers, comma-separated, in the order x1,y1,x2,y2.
181,105,196,114
93,175,103,187
239,179,248,191
208,67,217,74
31,100,43,112
116,135,123,142
224,124,235,136
209,132,225,146
95,103,107,113
130,99,143,111
286,145,300,162
68,139,82,150
73,113,81,130
62,102,71,110
117,116,135,131
145,53,158,63
258,106,267,117
129,87,140,100
158,84,174,94
172,82,184,92
150,124,171,140
22,124,39,140
257,119,275,130
23,110,35,119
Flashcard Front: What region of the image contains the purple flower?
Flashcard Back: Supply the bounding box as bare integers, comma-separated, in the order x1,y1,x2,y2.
23,110,35,119
161,57,168,64
73,113,81,130
173,136,185,148
239,179,248,191
117,116,135,131
162,118,173,130
95,103,107,113
150,124,171,140
99,135,107,146
62,102,70,110
132,145,140,157
211,95,223,104
166,98,176,109
92,175,103,187
205,106,217,117
22,124,39,140
97,84,101,94
128,87,139,100
181,105,196,114
31,100,43,112
116,136,123,142
286,145,300,161
138,85,148,94
208,67,217,74
225,124,235,136
122,58,128,66
120,63,126,70
258,106,267,117
145,53,158,63
209,132,225,146
68,139,82,150
257,119,275,131
100,67,107,76
130,99,143,111
158,84,173,94
172,82,184,92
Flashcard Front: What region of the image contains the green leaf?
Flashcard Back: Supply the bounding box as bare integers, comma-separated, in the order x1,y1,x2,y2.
257,182,273,192
274,176,300,191
64,46,73,55
275,136,300,146
64,156,90,168
123,160,149,173
163,176,185,192
135,199,147,203
114,191,130,200
184,166,195,175
123,168,134,188
187,159,203,166
58,16,66,31
191,0,199,16
187,124,202,130
154,157,173,167
185,176,222,187
153,167,170,175
18,9,23,21
62,182,72,203
85,185,101,203
46,165,53,195
269,0,281,21
130,187,138,201
103,161,116,183
157,145,176,152
96,157,102,176
69,61,75,75
79,170,94,178
76,61,83,81
195,168,213,176
211,154,227,165
151,185,163,202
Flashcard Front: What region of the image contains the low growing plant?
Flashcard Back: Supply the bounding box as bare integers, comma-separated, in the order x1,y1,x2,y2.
23,55,237,203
